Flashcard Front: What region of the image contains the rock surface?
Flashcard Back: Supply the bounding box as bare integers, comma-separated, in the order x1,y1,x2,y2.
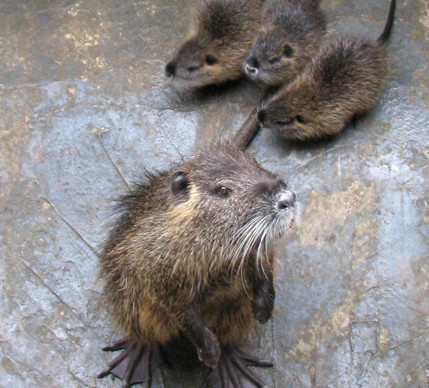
1,0,428,387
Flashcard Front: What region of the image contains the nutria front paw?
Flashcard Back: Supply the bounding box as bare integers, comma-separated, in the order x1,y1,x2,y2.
197,328,221,368
252,293,274,324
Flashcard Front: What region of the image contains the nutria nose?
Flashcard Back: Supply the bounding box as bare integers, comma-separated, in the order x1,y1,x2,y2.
246,64,257,74
277,191,296,211
165,61,176,77
246,56,259,74
257,109,266,123
247,56,259,69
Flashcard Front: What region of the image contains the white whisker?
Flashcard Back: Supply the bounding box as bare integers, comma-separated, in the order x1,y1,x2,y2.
233,216,266,288
239,217,268,283
229,216,262,270
256,226,269,279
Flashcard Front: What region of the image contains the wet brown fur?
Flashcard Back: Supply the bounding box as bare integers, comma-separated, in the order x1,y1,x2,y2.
100,142,294,347
166,0,265,88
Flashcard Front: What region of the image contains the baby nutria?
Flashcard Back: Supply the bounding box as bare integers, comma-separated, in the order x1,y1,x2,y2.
98,141,298,387
245,0,327,86
165,0,265,88
256,0,396,141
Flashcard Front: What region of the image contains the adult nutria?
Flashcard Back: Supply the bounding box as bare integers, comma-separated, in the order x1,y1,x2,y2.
98,142,298,387
256,0,396,141
165,0,265,88
245,0,327,86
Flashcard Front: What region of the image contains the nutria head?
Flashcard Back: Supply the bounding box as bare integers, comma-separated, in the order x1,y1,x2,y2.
166,142,299,271
256,81,326,140
166,0,264,88
244,0,326,86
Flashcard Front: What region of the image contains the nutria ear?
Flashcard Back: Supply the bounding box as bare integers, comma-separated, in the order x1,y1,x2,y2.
171,172,189,198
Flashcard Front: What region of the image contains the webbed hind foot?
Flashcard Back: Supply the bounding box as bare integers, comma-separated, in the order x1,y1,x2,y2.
98,338,162,387
208,345,273,388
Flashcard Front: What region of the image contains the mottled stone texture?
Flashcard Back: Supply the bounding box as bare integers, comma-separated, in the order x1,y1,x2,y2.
0,0,428,387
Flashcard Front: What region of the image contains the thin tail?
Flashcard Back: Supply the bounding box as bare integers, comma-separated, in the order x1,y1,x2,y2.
233,105,260,151
232,87,278,150
377,0,396,44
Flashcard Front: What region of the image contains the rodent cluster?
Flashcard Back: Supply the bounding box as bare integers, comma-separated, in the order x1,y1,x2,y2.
97,1,397,387
240,0,396,146
257,0,396,141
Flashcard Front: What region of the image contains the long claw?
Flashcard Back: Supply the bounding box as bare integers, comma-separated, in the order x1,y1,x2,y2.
231,352,264,388
234,348,273,368
144,344,152,388
219,360,229,388
102,337,129,352
225,356,241,388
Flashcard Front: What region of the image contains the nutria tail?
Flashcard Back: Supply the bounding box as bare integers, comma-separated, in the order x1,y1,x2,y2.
377,0,396,44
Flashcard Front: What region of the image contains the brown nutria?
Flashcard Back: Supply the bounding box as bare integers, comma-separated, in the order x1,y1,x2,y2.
98,141,299,387
256,0,396,141
165,0,265,88
245,0,327,86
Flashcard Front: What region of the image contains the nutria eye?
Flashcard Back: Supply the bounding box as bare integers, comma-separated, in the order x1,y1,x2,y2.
295,115,306,124
205,54,217,65
283,45,294,58
217,186,230,197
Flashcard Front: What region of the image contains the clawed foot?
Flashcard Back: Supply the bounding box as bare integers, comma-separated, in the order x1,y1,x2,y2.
208,345,273,388
251,294,274,324
98,338,162,388
198,328,221,368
